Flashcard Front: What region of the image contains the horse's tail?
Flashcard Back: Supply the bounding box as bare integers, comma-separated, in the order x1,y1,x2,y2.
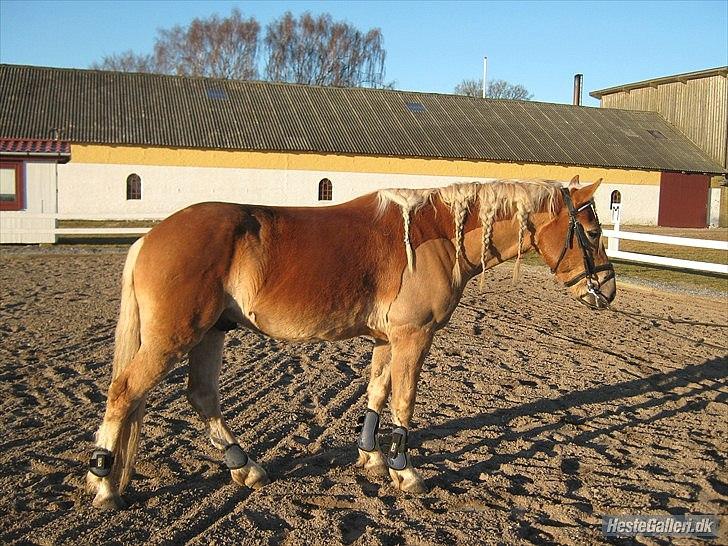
112,237,143,380
110,236,145,492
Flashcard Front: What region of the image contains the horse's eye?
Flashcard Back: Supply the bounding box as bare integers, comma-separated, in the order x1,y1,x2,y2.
587,229,601,239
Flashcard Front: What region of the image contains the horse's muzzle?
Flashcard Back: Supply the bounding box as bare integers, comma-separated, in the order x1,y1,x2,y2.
575,274,616,310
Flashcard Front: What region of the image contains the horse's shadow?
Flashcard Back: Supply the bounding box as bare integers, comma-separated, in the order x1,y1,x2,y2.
413,354,727,507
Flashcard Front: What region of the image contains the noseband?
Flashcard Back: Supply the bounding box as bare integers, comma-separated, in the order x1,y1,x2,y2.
551,188,614,307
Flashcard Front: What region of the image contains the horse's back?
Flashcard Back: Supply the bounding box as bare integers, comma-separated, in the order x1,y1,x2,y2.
249,196,401,338
138,201,262,277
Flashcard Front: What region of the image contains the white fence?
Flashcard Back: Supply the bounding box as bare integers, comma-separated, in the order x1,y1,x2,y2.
0,213,57,243
54,226,151,237
3,212,727,276
604,223,728,275
0,213,158,244
45,222,728,276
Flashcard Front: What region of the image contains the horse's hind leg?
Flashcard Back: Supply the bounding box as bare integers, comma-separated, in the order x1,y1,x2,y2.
355,341,391,476
385,325,432,494
88,344,176,509
187,329,269,489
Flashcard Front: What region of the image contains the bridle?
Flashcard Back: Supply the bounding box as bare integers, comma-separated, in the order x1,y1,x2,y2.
551,187,615,308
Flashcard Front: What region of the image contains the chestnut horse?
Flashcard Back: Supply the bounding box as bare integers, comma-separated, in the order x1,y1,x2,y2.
86,176,615,508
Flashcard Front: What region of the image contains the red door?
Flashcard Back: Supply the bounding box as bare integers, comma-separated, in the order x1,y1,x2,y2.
657,172,709,228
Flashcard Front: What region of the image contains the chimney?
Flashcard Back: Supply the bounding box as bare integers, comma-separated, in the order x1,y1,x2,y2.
573,74,583,106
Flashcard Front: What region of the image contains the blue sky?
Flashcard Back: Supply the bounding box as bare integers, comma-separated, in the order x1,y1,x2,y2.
1,0,726,106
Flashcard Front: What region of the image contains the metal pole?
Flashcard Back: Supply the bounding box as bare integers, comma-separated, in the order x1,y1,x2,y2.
482,57,488,98
573,74,583,106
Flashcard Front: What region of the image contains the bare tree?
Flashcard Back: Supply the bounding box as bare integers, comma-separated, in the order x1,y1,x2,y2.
454,79,482,98
155,9,260,79
92,9,260,80
454,78,533,100
90,51,156,73
264,12,386,87
91,9,387,88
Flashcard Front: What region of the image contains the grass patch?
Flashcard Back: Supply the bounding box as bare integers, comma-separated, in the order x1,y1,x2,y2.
522,252,727,292
56,219,159,244
616,239,726,264
58,219,160,228
56,236,143,244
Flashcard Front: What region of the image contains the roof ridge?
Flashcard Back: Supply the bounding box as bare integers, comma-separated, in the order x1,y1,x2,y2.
591,66,728,98
0,62,602,109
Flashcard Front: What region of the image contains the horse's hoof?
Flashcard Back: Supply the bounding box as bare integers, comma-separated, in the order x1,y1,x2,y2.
85,472,102,494
231,459,269,489
389,466,428,495
401,476,427,494
356,449,389,477
92,493,128,510
247,468,271,489
365,461,390,478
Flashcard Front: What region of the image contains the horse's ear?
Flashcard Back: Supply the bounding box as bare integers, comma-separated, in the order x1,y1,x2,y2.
572,178,602,204
568,175,580,188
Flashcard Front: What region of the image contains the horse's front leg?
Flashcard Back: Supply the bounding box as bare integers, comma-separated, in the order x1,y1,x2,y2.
385,325,432,494
356,341,391,476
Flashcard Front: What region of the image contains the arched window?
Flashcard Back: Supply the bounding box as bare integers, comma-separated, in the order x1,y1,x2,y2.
126,173,142,200
318,178,332,201
610,190,621,207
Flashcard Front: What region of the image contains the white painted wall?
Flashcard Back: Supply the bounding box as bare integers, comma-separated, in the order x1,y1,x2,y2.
0,161,57,243
594,183,660,225
57,162,664,225
58,162,489,218
24,162,57,213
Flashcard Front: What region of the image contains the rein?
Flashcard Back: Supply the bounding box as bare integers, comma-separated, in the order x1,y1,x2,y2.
552,187,614,307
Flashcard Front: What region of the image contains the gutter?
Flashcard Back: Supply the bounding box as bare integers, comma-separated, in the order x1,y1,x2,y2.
0,152,71,164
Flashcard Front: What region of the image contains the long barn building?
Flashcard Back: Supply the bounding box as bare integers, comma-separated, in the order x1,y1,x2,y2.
591,66,728,228
0,64,725,243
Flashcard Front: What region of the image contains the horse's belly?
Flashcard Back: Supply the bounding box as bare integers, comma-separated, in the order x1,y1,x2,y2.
232,272,382,342
254,313,367,342
246,305,369,342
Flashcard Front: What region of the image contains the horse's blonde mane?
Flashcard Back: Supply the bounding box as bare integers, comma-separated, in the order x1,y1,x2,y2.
376,179,562,285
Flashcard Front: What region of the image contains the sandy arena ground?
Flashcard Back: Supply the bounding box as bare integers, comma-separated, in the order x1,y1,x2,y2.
0,246,726,545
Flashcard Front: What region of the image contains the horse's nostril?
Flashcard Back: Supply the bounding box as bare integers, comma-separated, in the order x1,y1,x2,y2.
602,279,617,303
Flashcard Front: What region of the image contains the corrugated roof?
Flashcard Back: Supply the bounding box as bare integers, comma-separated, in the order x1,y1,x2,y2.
590,66,728,99
1,64,724,174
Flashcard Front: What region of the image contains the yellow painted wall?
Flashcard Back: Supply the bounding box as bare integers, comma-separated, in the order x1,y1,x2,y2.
710,175,727,188
71,144,662,185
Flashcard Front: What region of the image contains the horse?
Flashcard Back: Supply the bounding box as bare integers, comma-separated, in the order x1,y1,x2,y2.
85,175,615,509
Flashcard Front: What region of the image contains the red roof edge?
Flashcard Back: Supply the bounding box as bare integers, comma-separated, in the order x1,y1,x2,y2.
0,138,71,162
